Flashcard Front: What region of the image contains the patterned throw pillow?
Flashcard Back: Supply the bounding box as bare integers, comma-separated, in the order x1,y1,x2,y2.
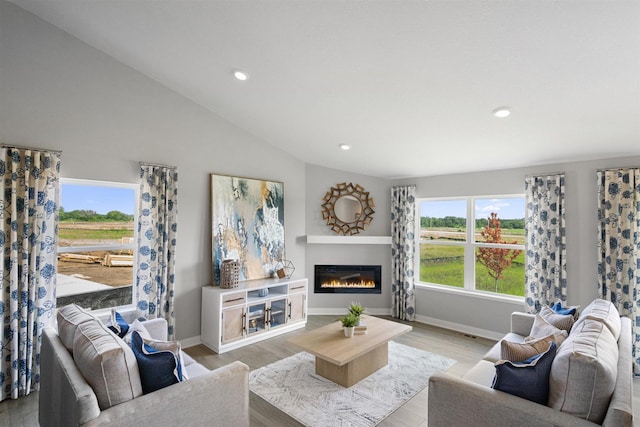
492,341,557,404
501,331,567,362
539,306,575,332
131,331,185,394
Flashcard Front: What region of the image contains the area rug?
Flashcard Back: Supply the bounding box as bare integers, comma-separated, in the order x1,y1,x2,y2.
249,341,456,427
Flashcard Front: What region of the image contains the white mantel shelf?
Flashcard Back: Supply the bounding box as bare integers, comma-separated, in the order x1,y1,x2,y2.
306,235,392,245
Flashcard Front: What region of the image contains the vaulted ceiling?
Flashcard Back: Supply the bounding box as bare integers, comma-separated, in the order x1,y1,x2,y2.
10,0,640,179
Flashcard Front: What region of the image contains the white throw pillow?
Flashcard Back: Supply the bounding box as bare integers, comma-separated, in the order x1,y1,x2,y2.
526,314,564,341
123,319,152,345
540,306,575,332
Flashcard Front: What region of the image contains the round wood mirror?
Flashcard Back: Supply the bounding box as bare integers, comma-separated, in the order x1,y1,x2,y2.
321,182,375,235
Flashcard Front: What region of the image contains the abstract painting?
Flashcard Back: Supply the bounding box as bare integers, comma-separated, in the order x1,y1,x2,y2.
211,174,285,284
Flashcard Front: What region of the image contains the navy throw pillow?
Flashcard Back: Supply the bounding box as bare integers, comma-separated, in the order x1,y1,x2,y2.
491,341,557,404
130,331,181,394
551,301,577,317
107,310,130,338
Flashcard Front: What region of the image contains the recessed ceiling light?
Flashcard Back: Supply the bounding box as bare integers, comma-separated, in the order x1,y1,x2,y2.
339,144,351,151
233,70,249,81
492,107,511,118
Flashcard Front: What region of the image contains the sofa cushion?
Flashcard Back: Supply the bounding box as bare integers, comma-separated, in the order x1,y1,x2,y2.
526,313,564,341
461,359,497,386
492,341,557,404
548,318,618,424
57,304,98,353
131,331,185,394
573,298,621,340
73,320,143,410
501,331,567,362
539,306,575,332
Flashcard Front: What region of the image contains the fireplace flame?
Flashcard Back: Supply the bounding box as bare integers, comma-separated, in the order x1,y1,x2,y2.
320,279,376,288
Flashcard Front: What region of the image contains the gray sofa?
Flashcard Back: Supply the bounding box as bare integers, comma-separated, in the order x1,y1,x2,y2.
428,300,633,427
39,306,250,427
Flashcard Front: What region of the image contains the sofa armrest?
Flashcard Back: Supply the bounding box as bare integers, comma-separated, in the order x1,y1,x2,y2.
511,312,535,336
428,372,600,427
140,318,168,341
84,361,250,427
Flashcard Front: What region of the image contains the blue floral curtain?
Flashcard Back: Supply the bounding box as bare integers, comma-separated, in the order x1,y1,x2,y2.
136,164,178,339
0,147,60,401
597,169,640,374
524,174,566,313
391,185,416,321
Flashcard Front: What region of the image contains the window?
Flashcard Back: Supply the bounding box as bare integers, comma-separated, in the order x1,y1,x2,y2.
417,195,525,297
57,178,137,311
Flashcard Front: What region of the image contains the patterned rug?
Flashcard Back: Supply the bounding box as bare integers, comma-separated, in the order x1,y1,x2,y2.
249,341,456,427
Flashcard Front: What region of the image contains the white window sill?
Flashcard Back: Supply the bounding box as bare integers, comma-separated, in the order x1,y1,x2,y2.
415,282,524,304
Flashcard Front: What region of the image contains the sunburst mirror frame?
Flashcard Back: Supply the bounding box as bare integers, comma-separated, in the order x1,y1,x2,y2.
321,182,375,235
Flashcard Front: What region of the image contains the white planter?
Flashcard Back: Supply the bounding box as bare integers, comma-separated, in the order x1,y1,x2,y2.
344,326,355,337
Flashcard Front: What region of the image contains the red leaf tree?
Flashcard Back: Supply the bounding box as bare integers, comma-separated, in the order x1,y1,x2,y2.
476,212,522,292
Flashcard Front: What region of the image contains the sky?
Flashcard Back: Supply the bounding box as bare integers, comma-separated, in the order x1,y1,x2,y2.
420,197,525,220
60,183,135,214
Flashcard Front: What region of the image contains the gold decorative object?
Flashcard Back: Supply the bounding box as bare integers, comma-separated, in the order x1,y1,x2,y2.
275,259,295,279
220,259,239,288
321,182,375,235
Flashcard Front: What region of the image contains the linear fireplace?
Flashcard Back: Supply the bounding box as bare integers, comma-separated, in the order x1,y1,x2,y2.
314,265,382,294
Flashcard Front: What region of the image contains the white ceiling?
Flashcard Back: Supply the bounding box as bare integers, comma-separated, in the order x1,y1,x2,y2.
10,0,640,179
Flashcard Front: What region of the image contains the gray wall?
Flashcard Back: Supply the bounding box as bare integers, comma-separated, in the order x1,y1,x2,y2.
0,1,306,341
3,1,639,341
305,164,391,313
394,155,640,337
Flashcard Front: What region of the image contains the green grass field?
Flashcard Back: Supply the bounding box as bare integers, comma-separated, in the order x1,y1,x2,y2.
58,221,134,241
420,244,525,297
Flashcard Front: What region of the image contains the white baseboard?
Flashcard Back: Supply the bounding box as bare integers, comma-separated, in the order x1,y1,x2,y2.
180,335,202,349
181,310,502,349
414,314,503,341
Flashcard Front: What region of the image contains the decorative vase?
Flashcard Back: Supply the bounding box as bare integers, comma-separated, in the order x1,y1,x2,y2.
344,326,355,338
355,317,362,326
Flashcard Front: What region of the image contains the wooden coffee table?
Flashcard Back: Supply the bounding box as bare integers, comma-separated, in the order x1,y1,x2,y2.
288,316,412,387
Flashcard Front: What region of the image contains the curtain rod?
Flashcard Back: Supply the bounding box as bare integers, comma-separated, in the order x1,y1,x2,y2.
524,172,564,178
139,161,177,170
596,167,639,173
2,143,62,155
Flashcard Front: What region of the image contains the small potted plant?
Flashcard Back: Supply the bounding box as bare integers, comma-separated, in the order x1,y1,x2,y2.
341,312,359,337
348,302,365,325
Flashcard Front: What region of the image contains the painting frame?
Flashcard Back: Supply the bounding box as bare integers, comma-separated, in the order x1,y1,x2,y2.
211,174,285,285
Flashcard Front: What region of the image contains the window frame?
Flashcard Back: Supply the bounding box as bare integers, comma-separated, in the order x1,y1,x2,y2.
415,194,525,300
57,177,139,313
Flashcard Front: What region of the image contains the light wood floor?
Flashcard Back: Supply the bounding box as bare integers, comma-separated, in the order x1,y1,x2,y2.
2,315,640,426
187,315,495,427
